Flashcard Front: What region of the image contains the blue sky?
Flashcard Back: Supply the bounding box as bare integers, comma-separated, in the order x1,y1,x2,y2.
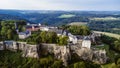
0,0,120,11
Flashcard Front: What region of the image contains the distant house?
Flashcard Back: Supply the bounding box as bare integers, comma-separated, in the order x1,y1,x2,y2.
74,35,84,44
27,23,30,25
52,29,69,36
27,23,41,26
26,25,40,31
56,30,63,36
40,26,50,31
48,28,63,36
68,34,77,44
69,35,89,45
90,32,102,43
68,34,92,48
82,36,91,49
50,29,78,44
18,31,31,39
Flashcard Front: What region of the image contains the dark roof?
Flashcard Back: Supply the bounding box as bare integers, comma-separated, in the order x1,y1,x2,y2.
49,28,63,34
26,26,32,29
75,35,84,39
56,30,63,34
4,41,14,45
34,26,39,28
26,25,39,29
84,36,90,40
19,31,30,35
63,30,70,36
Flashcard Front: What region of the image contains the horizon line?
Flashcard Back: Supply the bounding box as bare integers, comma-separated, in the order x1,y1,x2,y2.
0,9,120,12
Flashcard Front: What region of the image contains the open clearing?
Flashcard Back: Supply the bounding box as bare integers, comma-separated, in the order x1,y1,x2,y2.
94,31,120,39
58,14,75,18
68,22,87,26
90,17,120,21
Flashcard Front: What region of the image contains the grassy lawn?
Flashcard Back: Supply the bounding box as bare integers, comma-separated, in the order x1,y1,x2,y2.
68,22,87,26
93,31,120,39
90,17,120,21
94,44,109,50
112,28,120,31
58,14,75,18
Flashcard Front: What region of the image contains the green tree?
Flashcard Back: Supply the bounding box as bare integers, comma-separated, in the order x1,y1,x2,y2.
40,31,47,43
74,62,86,68
58,36,68,45
117,58,120,68
1,26,7,36
34,36,41,44
1,21,6,26
114,39,120,51
0,20,25,40
68,25,90,35
51,60,63,68
47,32,57,43
7,29,13,40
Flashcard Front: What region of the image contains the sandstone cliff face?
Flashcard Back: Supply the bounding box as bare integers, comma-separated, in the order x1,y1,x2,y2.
22,44,39,58
39,43,71,66
75,48,93,61
0,41,108,65
71,45,107,64
92,49,107,64
0,41,39,58
53,45,71,66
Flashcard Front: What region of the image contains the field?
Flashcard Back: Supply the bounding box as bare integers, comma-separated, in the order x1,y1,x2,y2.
58,14,75,18
94,31,120,39
112,28,120,30
68,22,87,26
90,17,120,21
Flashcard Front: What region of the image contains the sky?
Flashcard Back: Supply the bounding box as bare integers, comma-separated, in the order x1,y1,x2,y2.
0,0,120,11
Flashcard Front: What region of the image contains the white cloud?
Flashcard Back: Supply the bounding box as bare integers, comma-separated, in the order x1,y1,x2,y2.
0,0,119,11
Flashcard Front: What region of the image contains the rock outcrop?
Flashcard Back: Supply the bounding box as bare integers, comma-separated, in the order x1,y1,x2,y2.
54,45,71,66
75,48,93,61
71,45,107,64
0,41,108,65
92,49,107,64
39,43,71,66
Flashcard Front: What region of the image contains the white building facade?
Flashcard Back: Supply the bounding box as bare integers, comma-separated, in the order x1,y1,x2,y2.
82,37,91,49
18,31,31,39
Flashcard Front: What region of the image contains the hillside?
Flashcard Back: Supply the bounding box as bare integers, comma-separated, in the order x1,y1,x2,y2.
94,31,120,39
89,17,120,34
0,10,120,25
0,14,26,21
0,10,120,34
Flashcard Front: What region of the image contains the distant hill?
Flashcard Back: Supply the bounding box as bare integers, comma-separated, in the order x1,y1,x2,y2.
0,9,120,25
0,9,120,34
0,14,31,23
94,31,120,39
89,17,120,34
0,14,24,20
